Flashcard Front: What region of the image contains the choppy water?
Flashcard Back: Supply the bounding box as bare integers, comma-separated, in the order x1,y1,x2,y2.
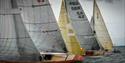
83,46,125,63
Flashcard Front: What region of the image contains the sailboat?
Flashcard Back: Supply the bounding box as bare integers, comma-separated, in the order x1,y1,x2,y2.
91,0,113,52
58,0,100,55
58,0,113,56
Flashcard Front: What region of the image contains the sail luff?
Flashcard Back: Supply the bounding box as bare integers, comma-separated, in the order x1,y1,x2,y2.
93,0,113,51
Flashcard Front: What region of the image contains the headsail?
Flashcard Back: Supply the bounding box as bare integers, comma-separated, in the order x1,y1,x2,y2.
58,0,84,55
16,0,67,52
63,0,100,50
0,0,40,61
92,0,113,51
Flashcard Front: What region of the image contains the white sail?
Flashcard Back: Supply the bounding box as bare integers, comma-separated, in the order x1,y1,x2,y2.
16,0,67,52
93,0,113,51
0,0,40,61
64,0,100,50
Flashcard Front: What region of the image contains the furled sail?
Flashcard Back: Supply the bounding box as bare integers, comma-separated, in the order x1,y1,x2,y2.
63,0,100,50
92,0,113,51
0,0,40,61
58,0,84,55
16,0,67,52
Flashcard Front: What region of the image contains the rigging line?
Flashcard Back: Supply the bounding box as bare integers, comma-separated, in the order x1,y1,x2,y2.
24,22,56,24
18,4,50,8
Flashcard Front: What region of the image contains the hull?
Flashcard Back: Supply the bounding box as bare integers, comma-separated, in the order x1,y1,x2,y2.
85,50,105,56
0,54,83,63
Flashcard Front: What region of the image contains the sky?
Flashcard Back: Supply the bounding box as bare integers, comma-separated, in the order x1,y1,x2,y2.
49,0,125,46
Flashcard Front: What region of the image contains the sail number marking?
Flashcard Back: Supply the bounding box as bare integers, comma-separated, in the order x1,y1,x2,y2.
69,1,85,19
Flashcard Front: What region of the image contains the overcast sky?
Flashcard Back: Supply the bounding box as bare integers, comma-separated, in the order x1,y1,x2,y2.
49,0,125,46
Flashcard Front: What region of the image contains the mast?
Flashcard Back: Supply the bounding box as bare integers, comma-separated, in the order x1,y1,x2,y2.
58,0,84,55
93,0,113,51
0,0,40,61
16,0,67,52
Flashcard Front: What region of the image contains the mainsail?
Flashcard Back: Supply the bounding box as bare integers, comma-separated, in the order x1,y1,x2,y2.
92,0,113,51
0,0,40,61
63,0,100,50
16,0,67,52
